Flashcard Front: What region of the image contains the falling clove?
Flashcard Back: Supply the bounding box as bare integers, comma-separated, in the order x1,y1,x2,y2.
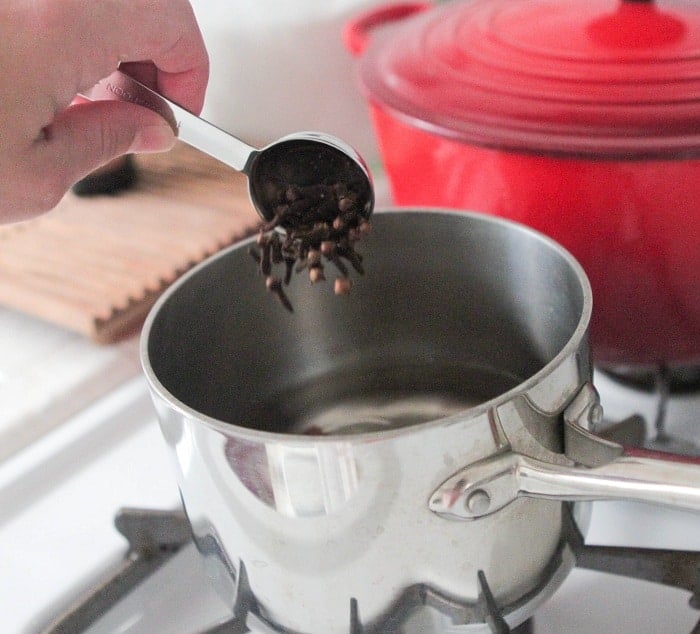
248,177,371,311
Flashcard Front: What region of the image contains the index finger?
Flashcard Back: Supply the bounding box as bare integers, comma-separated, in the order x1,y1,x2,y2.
43,0,209,113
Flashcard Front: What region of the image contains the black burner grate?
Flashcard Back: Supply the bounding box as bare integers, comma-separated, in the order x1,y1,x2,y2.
36,506,700,634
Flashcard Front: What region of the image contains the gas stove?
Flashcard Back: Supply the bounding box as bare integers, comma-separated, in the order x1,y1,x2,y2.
1,316,698,634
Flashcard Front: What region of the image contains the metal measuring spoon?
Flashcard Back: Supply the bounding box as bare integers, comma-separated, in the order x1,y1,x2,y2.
81,70,374,227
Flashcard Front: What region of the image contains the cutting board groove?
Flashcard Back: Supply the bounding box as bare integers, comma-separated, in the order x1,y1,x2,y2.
0,144,261,343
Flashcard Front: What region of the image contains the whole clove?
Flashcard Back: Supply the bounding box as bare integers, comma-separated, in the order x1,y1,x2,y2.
308,266,325,284
265,275,294,312
328,252,349,277
334,277,352,295
248,176,371,311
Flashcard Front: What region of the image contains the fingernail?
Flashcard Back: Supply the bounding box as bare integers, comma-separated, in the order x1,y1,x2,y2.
129,123,176,153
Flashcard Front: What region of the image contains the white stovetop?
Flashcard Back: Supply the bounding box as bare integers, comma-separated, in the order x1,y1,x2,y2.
0,306,698,633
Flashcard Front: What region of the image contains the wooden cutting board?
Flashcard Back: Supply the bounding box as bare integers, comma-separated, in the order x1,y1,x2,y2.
0,143,261,343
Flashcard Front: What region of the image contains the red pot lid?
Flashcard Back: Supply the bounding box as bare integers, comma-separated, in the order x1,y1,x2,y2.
354,0,700,158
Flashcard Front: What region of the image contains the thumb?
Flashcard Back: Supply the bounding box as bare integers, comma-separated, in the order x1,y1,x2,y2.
33,100,176,188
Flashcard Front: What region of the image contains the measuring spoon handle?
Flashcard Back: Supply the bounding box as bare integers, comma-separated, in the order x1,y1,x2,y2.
81,70,257,173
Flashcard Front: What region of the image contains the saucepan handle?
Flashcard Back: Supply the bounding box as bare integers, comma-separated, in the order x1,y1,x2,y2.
428,448,700,520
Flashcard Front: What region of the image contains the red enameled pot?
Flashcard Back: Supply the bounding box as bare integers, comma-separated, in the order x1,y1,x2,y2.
344,0,700,371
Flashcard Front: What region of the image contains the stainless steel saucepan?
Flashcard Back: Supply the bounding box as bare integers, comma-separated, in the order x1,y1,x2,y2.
141,209,699,633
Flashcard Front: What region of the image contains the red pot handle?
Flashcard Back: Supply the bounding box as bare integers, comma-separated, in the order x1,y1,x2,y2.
343,2,432,57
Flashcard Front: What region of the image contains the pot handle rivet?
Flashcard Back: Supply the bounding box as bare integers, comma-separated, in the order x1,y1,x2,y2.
466,489,491,514
589,403,604,427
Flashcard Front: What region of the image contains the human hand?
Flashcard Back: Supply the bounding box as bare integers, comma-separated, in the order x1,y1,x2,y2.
0,0,209,222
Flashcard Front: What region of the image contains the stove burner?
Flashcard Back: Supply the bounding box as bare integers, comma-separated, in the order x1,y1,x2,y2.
37,506,700,634
215,559,538,634
602,364,700,396
35,509,193,634
601,363,700,456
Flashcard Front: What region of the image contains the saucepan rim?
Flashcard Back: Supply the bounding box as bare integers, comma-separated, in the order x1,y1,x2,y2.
139,207,593,444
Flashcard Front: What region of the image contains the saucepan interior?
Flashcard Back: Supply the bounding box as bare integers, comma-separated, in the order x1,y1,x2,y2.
143,209,589,438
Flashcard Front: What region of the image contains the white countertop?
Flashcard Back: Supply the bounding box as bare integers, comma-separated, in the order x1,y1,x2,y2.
0,306,141,462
